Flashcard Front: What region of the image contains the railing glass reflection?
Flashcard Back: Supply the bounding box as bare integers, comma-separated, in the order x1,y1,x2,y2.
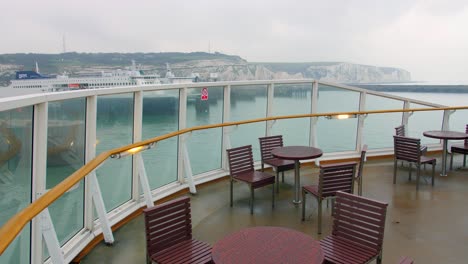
0,107,33,264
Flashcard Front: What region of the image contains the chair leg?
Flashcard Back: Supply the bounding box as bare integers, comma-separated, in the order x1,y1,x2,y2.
358,176,363,196
450,152,454,170
393,159,397,184
317,199,322,235
377,251,383,264
250,187,254,215
276,171,280,193
282,171,285,183
416,164,420,191
272,183,275,209
408,163,412,181
230,179,233,207
432,163,435,186
301,190,306,221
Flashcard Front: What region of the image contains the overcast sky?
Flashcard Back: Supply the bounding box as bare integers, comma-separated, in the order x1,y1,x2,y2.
1,0,468,82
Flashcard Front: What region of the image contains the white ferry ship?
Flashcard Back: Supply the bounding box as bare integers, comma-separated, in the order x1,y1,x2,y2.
9,61,195,92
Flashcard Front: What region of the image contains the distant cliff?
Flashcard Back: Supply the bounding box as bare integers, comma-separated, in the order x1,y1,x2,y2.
0,52,410,86
170,60,410,83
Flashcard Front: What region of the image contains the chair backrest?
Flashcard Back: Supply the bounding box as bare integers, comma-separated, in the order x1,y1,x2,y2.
319,162,357,198
395,125,406,136
465,124,468,145
332,191,389,253
227,145,254,177
356,144,368,181
259,135,284,162
143,196,192,256
393,135,421,163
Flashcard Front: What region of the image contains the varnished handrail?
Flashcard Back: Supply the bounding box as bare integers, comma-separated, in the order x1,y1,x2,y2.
1,105,468,254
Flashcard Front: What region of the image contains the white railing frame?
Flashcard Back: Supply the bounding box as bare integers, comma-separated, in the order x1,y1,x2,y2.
0,79,452,264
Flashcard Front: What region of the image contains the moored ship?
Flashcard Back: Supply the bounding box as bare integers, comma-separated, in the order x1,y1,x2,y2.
9,61,195,92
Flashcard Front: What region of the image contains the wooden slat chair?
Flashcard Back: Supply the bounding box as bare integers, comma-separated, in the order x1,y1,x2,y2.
355,145,368,196
450,124,468,170
393,136,436,190
227,145,275,214
320,191,389,264
259,135,295,193
395,125,428,159
302,161,357,234
143,196,212,264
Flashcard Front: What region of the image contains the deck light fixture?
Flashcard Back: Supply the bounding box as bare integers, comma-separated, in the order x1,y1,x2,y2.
325,114,358,120
111,142,155,159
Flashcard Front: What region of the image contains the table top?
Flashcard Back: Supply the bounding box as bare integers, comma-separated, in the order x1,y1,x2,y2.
423,130,468,140
271,146,323,161
211,226,324,264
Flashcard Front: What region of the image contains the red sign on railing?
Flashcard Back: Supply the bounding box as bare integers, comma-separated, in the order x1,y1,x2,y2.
201,87,208,101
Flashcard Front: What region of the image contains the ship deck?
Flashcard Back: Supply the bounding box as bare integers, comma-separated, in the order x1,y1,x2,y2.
80,155,468,264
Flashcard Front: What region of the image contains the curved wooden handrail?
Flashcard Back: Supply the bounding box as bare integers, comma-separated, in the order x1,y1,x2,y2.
1,105,468,254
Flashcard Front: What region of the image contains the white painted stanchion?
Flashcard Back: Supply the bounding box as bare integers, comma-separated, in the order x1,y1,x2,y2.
89,172,114,245
182,140,196,194
136,154,154,208
40,208,65,264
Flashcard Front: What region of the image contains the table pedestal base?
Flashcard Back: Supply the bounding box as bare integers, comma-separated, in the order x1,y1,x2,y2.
293,160,301,204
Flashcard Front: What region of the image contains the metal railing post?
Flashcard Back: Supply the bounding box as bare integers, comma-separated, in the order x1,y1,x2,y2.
266,83,275,136
31,102,48,264
222,85,231,171
311,81,319,166
84,96,97,231
132,91,143,201
356,91,367,151
177,88,188,184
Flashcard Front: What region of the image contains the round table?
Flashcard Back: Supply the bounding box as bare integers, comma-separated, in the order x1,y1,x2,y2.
271,146,323,204
211,226,324,264
423,130,468,176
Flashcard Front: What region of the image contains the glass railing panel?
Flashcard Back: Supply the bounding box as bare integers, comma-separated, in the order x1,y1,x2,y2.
317,84,360,152
363,95,404,149
448,109,468,132
0,107,33,264
46,99,85,247
271,83,312,146
186,87,223,175
96,94,134,211
230,85,267,160
142,90,179,189
407,103,443,145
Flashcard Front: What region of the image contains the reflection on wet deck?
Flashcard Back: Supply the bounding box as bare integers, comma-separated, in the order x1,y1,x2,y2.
81,156,468,264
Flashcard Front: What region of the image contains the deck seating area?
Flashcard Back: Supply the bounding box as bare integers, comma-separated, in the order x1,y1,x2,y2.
81,156,468,264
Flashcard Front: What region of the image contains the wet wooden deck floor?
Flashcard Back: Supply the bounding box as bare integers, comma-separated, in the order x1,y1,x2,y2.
81,156,468,264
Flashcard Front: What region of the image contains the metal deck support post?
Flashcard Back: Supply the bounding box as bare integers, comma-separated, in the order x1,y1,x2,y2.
132,91,143,201
177,88,187,184
266,83,275,136
442,109,455,131
177,87,196,193
222,85,231,171
402,101,411,132
310,81,319,166
40,208,65,264
356,91,367,151
31,102,48,264
182,140,196,194
136,154,153,207
89,171,114,244
85,95,97,231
